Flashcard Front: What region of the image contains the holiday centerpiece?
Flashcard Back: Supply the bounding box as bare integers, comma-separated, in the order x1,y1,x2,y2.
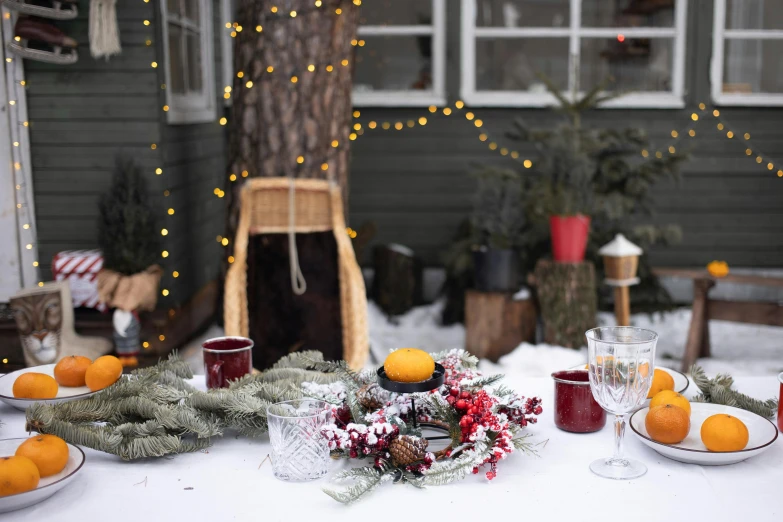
96,156,163,366
24,349,542,503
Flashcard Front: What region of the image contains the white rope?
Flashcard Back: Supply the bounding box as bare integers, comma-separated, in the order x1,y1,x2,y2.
288,178,307,295
89,0,121,60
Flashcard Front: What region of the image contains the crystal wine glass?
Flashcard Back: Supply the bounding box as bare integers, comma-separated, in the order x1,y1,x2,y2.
585,326,658,479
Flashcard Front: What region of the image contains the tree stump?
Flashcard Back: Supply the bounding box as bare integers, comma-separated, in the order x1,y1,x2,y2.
371,244,422,317
533,260,597,349
464,290,537,362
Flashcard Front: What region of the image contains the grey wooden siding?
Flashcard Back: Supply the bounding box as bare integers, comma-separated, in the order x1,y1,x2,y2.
29,0,226,307
348,0,783,269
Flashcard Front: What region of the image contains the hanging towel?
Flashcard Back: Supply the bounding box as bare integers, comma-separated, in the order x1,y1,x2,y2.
89,0,121,60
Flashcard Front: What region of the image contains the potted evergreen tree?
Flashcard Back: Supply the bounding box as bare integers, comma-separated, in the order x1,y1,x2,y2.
470,169,526,291
96,156,162,365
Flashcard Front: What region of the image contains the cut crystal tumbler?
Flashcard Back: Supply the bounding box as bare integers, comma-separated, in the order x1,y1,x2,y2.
267,399,332,481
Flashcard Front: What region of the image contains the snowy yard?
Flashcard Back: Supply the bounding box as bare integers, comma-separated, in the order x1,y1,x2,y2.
183,300,783,378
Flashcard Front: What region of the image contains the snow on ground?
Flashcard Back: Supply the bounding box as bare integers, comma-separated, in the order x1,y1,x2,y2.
183,300,783,377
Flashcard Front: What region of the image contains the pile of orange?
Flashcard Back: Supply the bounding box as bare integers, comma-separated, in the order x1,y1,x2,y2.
13,354,123,399
384,348,435,383
0,435,70,497
645,388,749,452
647,369,675,398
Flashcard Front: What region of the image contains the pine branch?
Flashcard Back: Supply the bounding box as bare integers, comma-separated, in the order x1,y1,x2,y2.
322,467,392,504
690,365,778,418
421,441,490,486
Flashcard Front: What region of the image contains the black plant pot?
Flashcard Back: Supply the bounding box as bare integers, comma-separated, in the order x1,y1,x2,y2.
472,247,519,292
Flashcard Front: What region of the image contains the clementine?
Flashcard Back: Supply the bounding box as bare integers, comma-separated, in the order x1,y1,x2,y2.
384,348,435,383
12,373,59,399
645,404,690,444
0,455,40,497
647,368,675,398
15,435,69,478
649,390,691,416
700,414,749,452
85,355,123,392
54,355,92,387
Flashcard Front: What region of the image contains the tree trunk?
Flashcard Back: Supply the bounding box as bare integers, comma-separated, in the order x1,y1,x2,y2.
225,0,359,368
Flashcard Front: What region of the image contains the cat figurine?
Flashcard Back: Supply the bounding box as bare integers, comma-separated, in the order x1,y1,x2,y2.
10,281,113,367
10,289,63,365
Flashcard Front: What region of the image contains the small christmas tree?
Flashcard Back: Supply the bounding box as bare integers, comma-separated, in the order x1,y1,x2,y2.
97,156,159,275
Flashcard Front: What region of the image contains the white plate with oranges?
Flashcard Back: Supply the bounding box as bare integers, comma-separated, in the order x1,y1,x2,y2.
0,355,123,411
630,400,778,466
0,435,85,513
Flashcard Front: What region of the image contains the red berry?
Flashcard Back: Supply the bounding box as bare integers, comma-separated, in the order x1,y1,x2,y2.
460,391,471,400
455,399,467,410
446,396,456,406
461,415,473,425
450,388,460,397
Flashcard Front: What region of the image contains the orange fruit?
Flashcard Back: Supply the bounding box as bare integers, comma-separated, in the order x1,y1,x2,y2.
700,414,749,452
15,435,69,478
647,368,675,398
645,404,690,444
0,455,40,497
384,348,435,383
649,390,691,416
85,355,123,392
12,373,59,399
54,355,92,387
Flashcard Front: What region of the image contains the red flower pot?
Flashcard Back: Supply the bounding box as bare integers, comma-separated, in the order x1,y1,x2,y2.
550,215,591,262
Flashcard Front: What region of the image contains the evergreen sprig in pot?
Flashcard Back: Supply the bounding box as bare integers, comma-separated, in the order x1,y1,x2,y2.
470,169,525,292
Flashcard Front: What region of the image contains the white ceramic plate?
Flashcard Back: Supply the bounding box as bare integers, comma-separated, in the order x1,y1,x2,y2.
0,438,85,513
629,402,778,465
0,364,98,411
568,364,689,404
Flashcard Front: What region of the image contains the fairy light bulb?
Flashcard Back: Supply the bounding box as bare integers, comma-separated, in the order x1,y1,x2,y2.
418,117,427,126
523,160,533,169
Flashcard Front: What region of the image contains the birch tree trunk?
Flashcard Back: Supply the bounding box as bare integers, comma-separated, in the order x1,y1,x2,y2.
224,0,359,369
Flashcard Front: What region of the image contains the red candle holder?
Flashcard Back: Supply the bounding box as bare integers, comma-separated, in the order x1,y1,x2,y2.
778,372,782,432
551,370,606,433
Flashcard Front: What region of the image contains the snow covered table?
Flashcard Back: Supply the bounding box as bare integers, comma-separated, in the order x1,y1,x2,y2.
1,375,780,522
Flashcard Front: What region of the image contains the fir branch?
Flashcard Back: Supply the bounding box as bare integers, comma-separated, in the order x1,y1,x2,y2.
461,375,504,389
421,441,490,486
322,467,392,504
690,365,778,418
511,434,544,456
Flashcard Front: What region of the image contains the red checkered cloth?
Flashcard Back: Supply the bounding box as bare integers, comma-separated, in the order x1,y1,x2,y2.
52,250,107,311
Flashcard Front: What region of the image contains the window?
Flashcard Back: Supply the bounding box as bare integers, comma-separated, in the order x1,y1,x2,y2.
460,0,688,108
220,0,237,105
160,0,216,124
711,0,783,105
353,0,446,107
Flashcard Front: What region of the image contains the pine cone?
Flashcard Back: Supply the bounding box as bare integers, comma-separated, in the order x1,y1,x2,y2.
389,435,428,466
358,383,384,411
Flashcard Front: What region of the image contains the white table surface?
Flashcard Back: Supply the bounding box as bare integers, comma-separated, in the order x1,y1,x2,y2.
1,374,781,522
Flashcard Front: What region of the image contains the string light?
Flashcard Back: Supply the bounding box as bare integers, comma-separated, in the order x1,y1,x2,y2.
726,131,733,138
443,108,452,116
331,140,339,147
382,122,391,130
321,163,329,171
465,112,474,120
418,117,427,126
488,143,497,150
159,335,166,342
479,134,487,142
688,130,696,137
242,170,249,177
221,238,229,246
717,123,724,130
428,106,437,113
756,156,762,164
523,160,533,169
150,143,157,150
349,133,357,140
671,130,678,138
173,271,179,278
143,20,150,26
256,25,263,32
246,80,254,88
143,342,150,349
229,174,237,181
163,105,169,111
641,150,649,157
668,146,676,154
168,208,175,215
713,110,720,117
655,151,663,158
296,156,304,164
219,117,227,125
228,256,235,263
151,61,158,68
162,251,169,258
394,122,403,130
161,289,169,296
237,71,244,78
368,121,377,129
744,133,750,140
698,103,706,110
691,113,698,121
474,120,483,128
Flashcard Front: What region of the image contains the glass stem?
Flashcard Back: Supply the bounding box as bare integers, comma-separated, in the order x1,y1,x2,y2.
612,414,626,462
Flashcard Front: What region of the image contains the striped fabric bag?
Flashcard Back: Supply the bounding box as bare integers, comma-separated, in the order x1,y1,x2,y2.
52,250,107,311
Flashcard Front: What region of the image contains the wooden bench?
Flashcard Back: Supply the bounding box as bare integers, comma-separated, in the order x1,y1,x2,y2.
653,268,783,372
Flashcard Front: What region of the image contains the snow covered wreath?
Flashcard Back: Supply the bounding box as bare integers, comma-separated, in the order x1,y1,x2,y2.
305,349,543,503
24,350,542,504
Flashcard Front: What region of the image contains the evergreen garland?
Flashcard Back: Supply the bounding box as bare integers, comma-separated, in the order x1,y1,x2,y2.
690,365,778,418
97,156,160,275
25,352,338,459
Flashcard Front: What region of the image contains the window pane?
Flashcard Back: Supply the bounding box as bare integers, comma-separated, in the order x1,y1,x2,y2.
580,38,673,92
187,30,203,93
168,24,185,94
184,0,200,25
581,0,676,28
360,0,432,26
167,0,181,17
475,38,569,91
726,0,783,30
354,36,432,92
475,0,569,28
723,39,783,94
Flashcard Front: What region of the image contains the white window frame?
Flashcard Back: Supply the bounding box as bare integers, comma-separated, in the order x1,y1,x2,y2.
711,0,783,106
353,0,446,107
160,0,217,124
220,0,235,106
460,0,688,108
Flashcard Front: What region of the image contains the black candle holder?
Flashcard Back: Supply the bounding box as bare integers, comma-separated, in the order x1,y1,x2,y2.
376,363,450,442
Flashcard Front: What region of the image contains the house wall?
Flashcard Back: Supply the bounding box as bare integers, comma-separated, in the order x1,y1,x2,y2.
348,0,783,269
27,0,226,307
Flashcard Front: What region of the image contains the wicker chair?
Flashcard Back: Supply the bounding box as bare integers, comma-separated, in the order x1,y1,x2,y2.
224,178,368,370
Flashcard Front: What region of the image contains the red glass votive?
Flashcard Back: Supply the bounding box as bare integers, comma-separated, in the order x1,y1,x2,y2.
203,336,254,389
778,372,782,432
551,370,606,433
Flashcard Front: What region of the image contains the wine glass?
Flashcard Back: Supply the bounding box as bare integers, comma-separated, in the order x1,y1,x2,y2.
585,326,658,479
